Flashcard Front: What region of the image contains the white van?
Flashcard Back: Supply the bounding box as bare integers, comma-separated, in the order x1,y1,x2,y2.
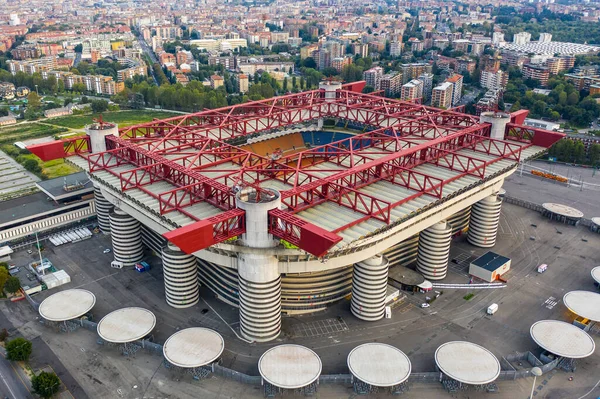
111,261,123,269
487,303,498,315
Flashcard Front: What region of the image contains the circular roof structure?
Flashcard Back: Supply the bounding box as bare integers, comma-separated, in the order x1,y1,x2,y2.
592,266,600,284
97,307,156,344
563,291,600,322
38,289,96,322
347,343,411,387
435,342,501,385
163,328,224,368
530,320,595,358
591,217,600,227
542,203,583,219
258,344,322,389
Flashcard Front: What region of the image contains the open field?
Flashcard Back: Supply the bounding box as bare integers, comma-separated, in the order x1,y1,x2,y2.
0,145,80,180
0,123,68,145
44,110,182,129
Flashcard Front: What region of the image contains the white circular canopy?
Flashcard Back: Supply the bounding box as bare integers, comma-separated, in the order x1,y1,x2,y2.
530,320,595,358
163,328,224,368
97,307,156,343
563,291,600,322
435,342,500,385
38,289,96,322
347,343,411,387
258,344,322,389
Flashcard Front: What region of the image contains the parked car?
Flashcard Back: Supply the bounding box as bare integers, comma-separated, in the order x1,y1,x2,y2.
421,303,430,308
103,249,111,254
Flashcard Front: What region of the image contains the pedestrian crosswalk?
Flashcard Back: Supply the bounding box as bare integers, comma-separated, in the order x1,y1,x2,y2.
544,296,559,309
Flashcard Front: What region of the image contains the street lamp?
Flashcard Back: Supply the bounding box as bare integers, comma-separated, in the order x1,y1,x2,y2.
35,84,39,95
529,367,542,399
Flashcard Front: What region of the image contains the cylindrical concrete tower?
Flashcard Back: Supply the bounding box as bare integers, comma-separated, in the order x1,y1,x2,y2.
479,112,511,141
447,205,471,235
351,254,390,321
417,221,452,280
468,194,503,248
85,120,118,153
109,208,144,266
235,188,282,342
94,186,113,234
161,243,200,308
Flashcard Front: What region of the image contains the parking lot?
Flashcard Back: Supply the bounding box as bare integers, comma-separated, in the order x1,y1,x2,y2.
2,201,599,398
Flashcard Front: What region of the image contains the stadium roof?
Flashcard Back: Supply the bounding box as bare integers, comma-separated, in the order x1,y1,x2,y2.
27,84,564,258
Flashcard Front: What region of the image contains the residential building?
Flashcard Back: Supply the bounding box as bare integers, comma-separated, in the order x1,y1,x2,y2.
400,63,432,83
390,41,402,57
513,32,532,45
539,33,552,43
211,75,224,89
522,64,550,86
446,74,463,106
117,65,146,82
380,72,402,97
331,56,352,73
44,107,72,118
480,68,508,90
492,32,505,45
353,43,369,58
401,79,424,101
417,73,434,101
238,74,249,93
300,44,319,60
0,116,16,126
363,66,384,90
545,56,575,75
431,82,454,109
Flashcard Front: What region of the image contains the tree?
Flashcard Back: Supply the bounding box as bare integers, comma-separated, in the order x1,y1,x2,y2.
23,159,41,174
282,77,288,92
302,57,316,69
74,44,83,53
0,329,8,342
0,267,8,294
4,277,20,294
32,372,61,399
90,99,109,113
589,143,600,165
5,337,32,361
321,67,338,77
27,92,41,111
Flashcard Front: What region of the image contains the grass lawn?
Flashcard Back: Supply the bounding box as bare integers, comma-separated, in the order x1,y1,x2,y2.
0,123,68,145
0,145,79,179
44,110,182,129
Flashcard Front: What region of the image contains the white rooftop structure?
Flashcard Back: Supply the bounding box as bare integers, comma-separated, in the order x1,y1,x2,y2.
542,203,583,219
592,266,600,285
501,41,600,56
435,342,501,385
530,320,595,358
592,217,600,227
38,289,96,322
563,291,600,322
347,343,411,387
163,328,224,368
258,344,322,389
97,307,156,343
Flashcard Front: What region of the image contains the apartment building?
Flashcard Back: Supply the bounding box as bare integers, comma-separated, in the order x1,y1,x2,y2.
480,68,508,90
116,65,147,82
401,79,424,101
446,74,463,106
417,73,434,101
522,64,551,86
431,82,454,109
363,66,384,90
380,72,402,97
545,56,575,75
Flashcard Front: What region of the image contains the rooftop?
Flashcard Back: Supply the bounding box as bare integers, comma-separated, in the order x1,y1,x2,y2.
347,343,411,387
562,291,600,322
530,320,595,358
35,171,92,201
434,341,501,385
28,87,562,258
38,289,96,322
542,203,584,219
97,307,156,344
471,251,510,272
258,344,322,389
163,328,224,369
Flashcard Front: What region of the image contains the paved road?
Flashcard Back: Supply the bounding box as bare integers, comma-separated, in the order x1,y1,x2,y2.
0,352,32,399
136,35,159,85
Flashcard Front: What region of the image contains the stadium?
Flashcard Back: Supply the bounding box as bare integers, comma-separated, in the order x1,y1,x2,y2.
27,81,563,343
